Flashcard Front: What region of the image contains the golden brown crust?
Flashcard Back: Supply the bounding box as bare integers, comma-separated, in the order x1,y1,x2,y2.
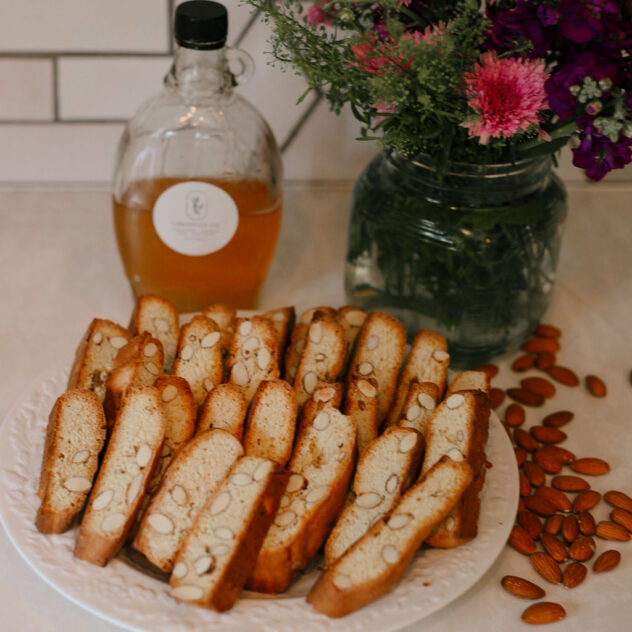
202,303,236,360
394,380,441,437
196,383,247,439
446,370,491,396
343,376,379,456
262,306,296,364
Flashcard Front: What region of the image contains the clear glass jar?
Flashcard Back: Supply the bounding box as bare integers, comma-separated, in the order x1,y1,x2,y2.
345,151,567,366
112,1,282,313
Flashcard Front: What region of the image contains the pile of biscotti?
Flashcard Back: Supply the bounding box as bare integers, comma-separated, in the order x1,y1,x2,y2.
35,295,491,617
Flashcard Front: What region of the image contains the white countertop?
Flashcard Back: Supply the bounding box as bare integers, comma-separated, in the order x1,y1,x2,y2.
0,182,631,631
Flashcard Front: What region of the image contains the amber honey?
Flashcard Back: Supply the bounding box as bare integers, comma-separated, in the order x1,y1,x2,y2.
113,177,281,312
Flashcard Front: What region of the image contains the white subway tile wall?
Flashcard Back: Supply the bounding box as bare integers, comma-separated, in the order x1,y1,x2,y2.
0,0,628,183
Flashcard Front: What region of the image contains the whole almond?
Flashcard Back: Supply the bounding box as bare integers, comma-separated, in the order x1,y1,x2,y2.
474,363,499,379
530,552,562,584
518,510,544,540
593,549,621,573
507,388,545,407
501,575,546,600
521,377,556,399
544,514,563,535
505,403,526,427
604,490,632,512
577,511,597,536
540,533,568,562
524,495,557,517
563,562,587,588
562,515,579,543
547,365,579,386
535,324,562,338
534,448,563,474
535,486,572,513
573,490,601,512
551,475,590,493
543,445,576,464
518,497,526,513
490,387,505,409
521,602,566,625
512,354,534,372
515,447,527,468
569,535,596,561
530,426,567,444
514,428,540,452
570,457,610,476
585,374,607,397
596,520,631,542
610,508,632,533
520,472,532,497
523,338,560,353
509,524,537,555
536,352,556,370
542,410,574,428
523,461,546,487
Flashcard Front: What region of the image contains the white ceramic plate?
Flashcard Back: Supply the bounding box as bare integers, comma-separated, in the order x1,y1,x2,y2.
0,364,518,632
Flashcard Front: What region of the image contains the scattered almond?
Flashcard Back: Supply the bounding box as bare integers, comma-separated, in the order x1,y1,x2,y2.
551,475,590,493
530,552,562,584
512,354,535,372
507,388,545,407
521,602,566,625
530,426,567,444
547,365,579,387
535,324,562,338
573,490,601,512
515,447,527,468
490,387,505,409
535,486,572,513
570,457,610,476
533,448,563,474
569,535,596,561
585,374,607,397
505,403,526,427
593,549,621,573
474,363,499,379
561,515,579,543
540,533,568,563
543,514,563,535
521,377,556,399
610,508,632,533
509,525,537,555
535,352,556,370
523,338,560,353
542,410,574,428
604,490,632,512
523,461,546,487
542,445,576,464
563,562,587,588
524,495,557,517
577,511,597,536
518,510,543,541
501,575,545,599
595,520,631,542
514,428,541,452
520,472,532,497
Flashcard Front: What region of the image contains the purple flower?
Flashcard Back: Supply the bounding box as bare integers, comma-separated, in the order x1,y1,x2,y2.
572,126,632,181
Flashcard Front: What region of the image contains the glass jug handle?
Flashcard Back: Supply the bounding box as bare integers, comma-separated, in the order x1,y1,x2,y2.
227,48,255,86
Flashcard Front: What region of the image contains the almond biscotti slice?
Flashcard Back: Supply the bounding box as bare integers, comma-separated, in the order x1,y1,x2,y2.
247,406,356,593
396,381,441,436
173,315,223,408
133,429,243,572
307,456,473,618
348,312,406,423
196,383,247,439
67,318,131,403
385,329,448,427
129,294,179,373
300,382,344,426
324,426,424,566
294,314,346,408
446,370,490,396
103,332,165,425
421,390,490,548
74,386,166,566
169,456,288,611
226,316,280,404
202,303,236,359
262,306,295,361
35,389,107,534
243,380,298,467
284,306,336,382
336,305,367,370
343,376,379,456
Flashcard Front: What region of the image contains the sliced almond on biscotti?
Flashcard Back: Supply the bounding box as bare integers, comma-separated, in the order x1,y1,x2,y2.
202,303,236,359
447,370,491,396
262,306,295,363
129,294,179,373
227,316,280,404
74,386,166,566
173,315,223,408
247,406,356,594
243,380,298,467
336,306,367,370
324,427,424,565
308,455,473,618
196,383,247,440
170,456,288,612
300,382,344,426
396,381,441,437
35,389,107,534
133,429,244,572
344,376,379,456
421,390,490,548
67,318,131,403
385,329,447,427
294,313,346,408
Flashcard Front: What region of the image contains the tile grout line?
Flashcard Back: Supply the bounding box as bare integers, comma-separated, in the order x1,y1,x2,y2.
280,89,322,153
52,57,59,122
234,9,260,48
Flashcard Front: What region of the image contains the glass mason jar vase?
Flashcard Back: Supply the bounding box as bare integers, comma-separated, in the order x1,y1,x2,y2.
345,151,567,366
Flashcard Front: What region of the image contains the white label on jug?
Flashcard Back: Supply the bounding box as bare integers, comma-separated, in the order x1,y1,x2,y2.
153,181,239,256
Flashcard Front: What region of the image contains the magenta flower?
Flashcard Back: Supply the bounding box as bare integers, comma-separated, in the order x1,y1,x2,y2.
306,0,337,26
462,52,550,144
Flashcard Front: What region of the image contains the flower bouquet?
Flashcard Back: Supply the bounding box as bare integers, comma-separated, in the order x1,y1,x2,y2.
246,0,632,362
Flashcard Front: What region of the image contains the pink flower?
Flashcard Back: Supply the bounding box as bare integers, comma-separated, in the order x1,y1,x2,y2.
403,21,447,46
373,100,398,126
306,1,336,26
396,0,412,5
350,34,411,76
461,52,550,144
